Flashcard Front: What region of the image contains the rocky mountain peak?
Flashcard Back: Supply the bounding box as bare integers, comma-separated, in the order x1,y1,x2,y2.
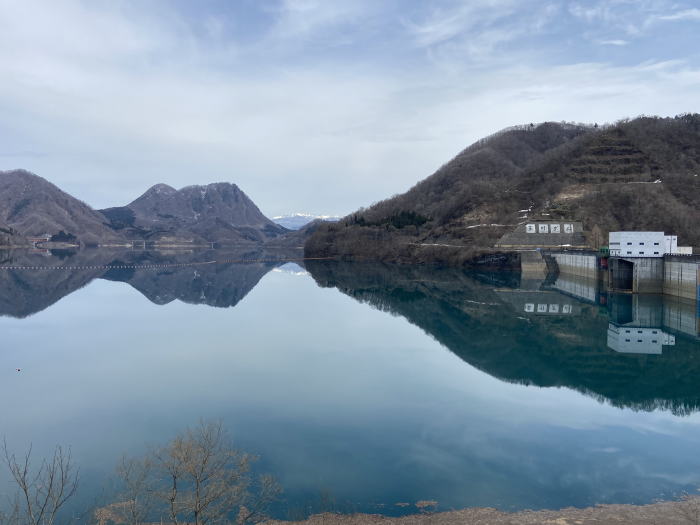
145,183,177,195
101,180,286,243
0,169,120,243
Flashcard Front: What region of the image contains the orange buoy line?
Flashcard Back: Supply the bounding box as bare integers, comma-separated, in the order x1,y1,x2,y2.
0,257,333,271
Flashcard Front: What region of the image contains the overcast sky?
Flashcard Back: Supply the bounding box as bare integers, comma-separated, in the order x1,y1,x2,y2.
0,0,699,216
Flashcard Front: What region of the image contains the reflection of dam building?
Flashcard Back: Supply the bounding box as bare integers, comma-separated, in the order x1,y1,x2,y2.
495,289,581,316
550,273,599,304
607,325,675,355
497,274,697,355
663,297,700,341
495,275,582,315
606,294,697,354
608,294,664,326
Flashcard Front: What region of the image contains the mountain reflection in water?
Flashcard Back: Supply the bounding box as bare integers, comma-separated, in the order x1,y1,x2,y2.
306,261,700,416
1,252,699,416
0,248,289,317
2,253,700,516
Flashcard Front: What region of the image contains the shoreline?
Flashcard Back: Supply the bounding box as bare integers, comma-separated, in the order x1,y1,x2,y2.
266,497,700,524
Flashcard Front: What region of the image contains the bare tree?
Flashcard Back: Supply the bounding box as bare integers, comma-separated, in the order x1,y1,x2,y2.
0,495,20,525
113,421,279,525
2,438,79,525
95,456,156,525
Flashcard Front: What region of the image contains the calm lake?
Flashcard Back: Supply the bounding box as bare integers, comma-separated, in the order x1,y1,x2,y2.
1,249,700,519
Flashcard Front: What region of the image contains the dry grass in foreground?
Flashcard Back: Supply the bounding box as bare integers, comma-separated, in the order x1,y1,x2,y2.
266,496,700,525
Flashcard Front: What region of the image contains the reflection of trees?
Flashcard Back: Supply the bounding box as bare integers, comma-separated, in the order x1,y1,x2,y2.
306,261,700,416
105,260,275,309
0,257,104,319
0,249,292,317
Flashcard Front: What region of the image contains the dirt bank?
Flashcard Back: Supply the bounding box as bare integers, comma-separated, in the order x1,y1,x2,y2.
266,497,700,524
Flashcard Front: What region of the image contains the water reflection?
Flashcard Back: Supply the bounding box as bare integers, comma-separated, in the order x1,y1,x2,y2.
607,295,673,355
1,253,698,415
550,273,600,304
305,261,700,415
0,248,295,317
2,254,700,515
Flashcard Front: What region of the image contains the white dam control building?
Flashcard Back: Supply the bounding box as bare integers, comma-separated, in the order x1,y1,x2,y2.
609,231,693,257
607,232,696,295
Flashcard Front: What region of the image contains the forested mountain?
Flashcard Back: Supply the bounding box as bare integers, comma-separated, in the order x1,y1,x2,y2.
305,115,700,265
100,182,287,244
0,170,290,246
0,170,122,245
0,220,20,247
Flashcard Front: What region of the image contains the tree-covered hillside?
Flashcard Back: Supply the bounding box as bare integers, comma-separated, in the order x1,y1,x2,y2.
0,221,19,247
306,115,700,265
0,170,121,245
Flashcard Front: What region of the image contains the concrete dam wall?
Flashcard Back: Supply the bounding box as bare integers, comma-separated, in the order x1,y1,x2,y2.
543,251,699,302
664,257,700,301
551,253,599,280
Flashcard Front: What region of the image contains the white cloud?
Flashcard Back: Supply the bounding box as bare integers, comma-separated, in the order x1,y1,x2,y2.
569,1,700,37
266,0,376,43
568,3,608,23
402,1,560,68
657,8,700,21
403,0,519,48
0,0,698,216
599,39,629,46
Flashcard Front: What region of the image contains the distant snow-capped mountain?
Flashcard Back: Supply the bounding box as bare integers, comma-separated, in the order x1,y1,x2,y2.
272,213,340,230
